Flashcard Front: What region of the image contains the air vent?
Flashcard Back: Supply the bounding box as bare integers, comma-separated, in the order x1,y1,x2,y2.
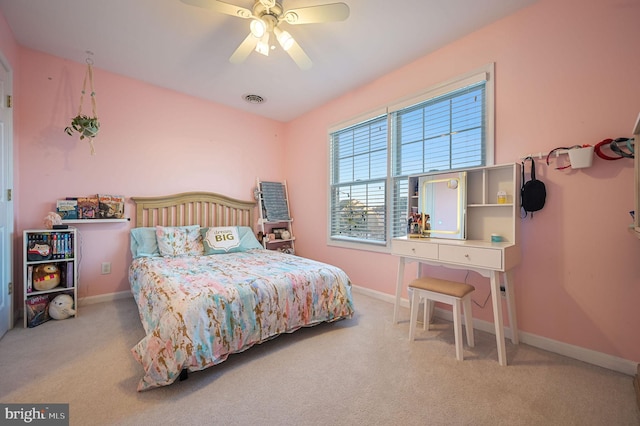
243,94,265,104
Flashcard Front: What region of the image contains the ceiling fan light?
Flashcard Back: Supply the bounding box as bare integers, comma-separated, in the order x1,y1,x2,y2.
255,41,269,56
255,33,270,56
276,29,294,51
250,19,266,38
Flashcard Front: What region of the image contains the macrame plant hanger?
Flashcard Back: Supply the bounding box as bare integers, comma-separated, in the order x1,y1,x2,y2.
80,53,98,155
65,51,100,155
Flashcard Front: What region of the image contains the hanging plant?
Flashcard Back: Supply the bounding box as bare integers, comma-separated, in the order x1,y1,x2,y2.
65,115,100,140
64,53,100,155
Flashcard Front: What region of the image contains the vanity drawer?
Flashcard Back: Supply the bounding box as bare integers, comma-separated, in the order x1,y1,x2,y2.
392,239,438,260
438,245,502,269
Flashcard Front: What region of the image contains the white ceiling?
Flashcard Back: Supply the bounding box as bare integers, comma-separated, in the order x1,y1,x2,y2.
0,0,536,122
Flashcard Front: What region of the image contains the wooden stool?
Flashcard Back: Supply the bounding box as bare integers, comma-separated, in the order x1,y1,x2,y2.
409,277,475,361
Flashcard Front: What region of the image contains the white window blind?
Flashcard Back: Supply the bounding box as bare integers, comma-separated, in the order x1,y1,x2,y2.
329,115,388,244
391,81,488,238
328,65,494,248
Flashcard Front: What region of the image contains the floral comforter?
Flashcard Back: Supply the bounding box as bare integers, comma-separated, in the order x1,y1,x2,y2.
129,249,354,391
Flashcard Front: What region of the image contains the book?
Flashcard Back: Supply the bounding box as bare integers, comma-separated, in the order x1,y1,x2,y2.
77,196,99,219
26,295,51,328
65,262,74,288
56,199,78,220
27,265,33,293
97,194,125,219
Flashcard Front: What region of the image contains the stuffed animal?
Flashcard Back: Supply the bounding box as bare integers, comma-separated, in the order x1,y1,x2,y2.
49,294,75,320
43,212,62,229
27,242,51,261
33,264,60,291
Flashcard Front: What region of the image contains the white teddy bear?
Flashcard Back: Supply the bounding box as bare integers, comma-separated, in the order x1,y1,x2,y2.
49,294,76,320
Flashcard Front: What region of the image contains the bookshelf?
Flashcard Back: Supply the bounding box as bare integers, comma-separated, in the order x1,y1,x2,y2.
256,179,295,254
23,228,78,328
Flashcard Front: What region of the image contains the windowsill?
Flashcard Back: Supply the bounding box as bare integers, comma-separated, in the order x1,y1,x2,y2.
326,238,391,254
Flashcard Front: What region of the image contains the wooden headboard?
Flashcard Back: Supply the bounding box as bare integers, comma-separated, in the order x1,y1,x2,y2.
131,192,255,228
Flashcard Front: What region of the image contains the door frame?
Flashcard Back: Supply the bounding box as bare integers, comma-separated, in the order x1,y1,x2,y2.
0,50,14,336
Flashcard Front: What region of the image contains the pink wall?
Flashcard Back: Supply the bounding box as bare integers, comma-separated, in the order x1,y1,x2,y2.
286,0,640,363
3,0,640,365
11,48,286,304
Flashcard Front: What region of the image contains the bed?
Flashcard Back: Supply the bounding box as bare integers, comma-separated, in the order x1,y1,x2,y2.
128,192,354,391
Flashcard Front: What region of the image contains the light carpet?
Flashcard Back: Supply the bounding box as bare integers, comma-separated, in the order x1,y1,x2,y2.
1,291,638,425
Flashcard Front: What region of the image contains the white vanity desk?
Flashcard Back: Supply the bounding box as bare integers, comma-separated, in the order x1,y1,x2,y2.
392,236,520,366
393,163,522,366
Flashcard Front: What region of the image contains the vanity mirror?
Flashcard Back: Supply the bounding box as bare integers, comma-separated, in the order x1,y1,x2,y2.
408,171,467,240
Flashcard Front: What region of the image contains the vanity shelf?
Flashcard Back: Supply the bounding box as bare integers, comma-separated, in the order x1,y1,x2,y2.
467,164,521,243
407,163,521,243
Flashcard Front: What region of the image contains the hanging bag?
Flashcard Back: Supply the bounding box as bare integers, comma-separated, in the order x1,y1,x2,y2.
521,156,546,217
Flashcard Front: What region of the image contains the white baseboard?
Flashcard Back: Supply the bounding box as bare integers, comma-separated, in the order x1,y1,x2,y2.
352,285,638,376
78,290,133,306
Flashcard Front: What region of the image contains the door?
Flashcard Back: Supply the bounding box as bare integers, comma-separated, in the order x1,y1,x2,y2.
0,52,14,338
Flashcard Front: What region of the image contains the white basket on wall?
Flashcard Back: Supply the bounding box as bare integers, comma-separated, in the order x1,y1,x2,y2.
568,146,594,169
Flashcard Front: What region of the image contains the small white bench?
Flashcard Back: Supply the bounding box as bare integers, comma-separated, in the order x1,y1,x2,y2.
408,277,475,361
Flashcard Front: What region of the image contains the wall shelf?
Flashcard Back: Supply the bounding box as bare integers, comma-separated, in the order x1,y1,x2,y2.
467,203,514,208
62,218,130,224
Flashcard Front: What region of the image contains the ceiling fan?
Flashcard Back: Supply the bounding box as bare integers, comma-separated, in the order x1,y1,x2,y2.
180,0,350,70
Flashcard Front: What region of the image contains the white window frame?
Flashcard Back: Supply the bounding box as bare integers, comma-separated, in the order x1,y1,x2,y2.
327,64,495,252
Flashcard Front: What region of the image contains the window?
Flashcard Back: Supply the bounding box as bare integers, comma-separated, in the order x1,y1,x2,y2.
329,65,494,248
329,115,388,244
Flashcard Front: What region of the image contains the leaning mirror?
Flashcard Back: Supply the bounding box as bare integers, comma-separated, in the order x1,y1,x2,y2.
417,171,467,240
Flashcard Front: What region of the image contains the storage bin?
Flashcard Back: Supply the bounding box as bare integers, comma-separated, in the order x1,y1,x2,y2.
568,145,594,169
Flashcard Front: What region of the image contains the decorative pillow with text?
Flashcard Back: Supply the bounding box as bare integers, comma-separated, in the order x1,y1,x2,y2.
201,226,263,255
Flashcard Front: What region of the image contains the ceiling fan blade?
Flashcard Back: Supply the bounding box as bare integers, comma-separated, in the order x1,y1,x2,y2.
285,39,313,70
229,33,259,64
283,3,350,25
180,0,252,19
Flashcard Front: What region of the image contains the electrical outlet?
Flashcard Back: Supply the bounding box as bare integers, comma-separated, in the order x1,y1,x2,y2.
101,262,111,275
